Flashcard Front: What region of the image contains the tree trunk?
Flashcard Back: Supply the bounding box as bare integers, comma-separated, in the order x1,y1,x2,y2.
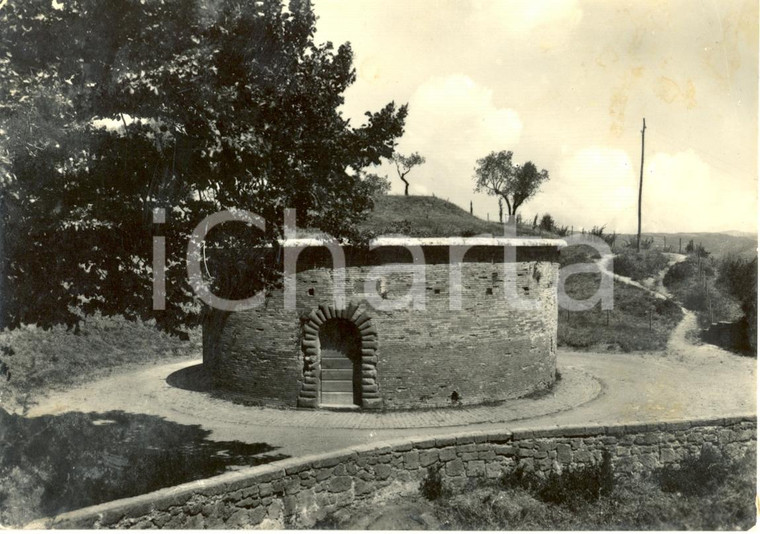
202,306,231,369
401,177,410,196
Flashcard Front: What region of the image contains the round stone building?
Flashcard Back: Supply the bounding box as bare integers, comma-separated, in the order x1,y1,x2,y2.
204,237,565,410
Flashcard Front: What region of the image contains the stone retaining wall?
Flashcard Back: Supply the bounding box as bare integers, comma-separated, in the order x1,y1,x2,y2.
38,415,756,529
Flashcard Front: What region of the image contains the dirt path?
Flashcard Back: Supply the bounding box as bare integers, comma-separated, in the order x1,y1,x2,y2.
17,252,756,460
22,348,755,460
602,251,739,363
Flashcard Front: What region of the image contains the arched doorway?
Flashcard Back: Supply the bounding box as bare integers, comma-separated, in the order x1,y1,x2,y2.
319,318,362,407
298,304,381,410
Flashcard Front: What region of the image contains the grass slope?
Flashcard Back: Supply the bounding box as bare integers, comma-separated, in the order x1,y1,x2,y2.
359,195,551,238
329,445,756,530
0,314,200,412
557,246,682,352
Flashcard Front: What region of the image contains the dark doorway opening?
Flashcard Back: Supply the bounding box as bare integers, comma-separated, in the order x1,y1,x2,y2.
319,318,362,407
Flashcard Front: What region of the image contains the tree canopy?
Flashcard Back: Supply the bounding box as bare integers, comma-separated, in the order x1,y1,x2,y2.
473,150,548,221
0,0,407,332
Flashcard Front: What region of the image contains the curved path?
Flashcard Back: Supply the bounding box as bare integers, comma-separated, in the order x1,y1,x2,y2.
20,252,756,458
24,349,755,459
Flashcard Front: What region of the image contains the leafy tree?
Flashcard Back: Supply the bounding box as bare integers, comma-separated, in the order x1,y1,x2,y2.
391,151,425,196
473,150,549,222
539,214,555,232
717,255,758,353
0,0,407,335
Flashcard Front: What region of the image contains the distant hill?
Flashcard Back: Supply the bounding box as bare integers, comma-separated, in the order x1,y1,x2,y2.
359,195,552,238
617,232,757,259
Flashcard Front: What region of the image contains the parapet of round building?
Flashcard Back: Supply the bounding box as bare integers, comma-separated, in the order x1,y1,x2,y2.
204,237,565,410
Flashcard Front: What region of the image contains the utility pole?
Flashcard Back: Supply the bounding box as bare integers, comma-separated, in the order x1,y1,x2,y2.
637,118,646,252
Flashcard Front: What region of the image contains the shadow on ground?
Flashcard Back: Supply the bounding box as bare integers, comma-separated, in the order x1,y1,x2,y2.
0,408,287,527
166,364,283,407
166,363,213,393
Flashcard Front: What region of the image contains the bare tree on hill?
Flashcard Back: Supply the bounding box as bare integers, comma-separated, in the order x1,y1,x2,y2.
392,152,425,196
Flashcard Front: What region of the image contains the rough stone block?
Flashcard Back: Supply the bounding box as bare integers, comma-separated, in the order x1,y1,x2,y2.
446,459,465,476
557,443,572,464
420,451,439,467
439,448,457,461
466,460,486,476
328,476,353,493
404,451,420,469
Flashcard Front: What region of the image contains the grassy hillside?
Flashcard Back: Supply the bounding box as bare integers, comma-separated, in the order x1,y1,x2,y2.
0,314,200,412
616,232,756,259
359,195,551,238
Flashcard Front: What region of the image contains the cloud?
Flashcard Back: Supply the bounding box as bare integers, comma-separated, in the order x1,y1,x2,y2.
643,150,756,232
471,0,582,34
401,74,522,162
531,146,636,231
375,74,523,201
523,147,756,234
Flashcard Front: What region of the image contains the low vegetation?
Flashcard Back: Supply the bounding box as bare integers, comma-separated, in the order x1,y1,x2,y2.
557,245,682,352
431,445,755,530
613,249,670,282
358,196,551,238
664,255,744,328
558,274,682,352
0,408,285,527
0,313,200,411
331,444,755,530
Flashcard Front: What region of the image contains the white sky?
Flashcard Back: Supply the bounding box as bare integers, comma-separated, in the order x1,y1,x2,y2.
313,0,758,234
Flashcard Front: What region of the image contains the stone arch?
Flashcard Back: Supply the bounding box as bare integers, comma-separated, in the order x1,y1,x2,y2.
297,303,381,410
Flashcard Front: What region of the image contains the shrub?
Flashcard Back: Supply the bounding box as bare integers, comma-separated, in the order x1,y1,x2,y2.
538,450,614,508
663,260,695,286
614,249,669,281
420,466,446,500
658,444,730,496
501,450,615,509
589,225,617,247
624,236,653,250
540,214,555,232
554,225,571,237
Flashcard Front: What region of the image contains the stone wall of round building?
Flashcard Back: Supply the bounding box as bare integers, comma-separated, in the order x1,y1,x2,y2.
205,239,563,410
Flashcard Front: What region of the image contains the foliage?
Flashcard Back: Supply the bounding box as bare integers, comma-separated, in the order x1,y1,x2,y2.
716,255,757,353
658,444,730,497
501,450,614,509
558,274,682,352
664,255,744,330
0,313,199,410
0,408,285,526
391,151,425,196
685,239,711,257
613,249,669,282
0,0,407,333
589,225,617,247
554,224,570,237
362,172,392,199
419,465,446,501
717,255,757,313
473,150,549,220
429,446,755,530
624,235,654,250
539,213,554,232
